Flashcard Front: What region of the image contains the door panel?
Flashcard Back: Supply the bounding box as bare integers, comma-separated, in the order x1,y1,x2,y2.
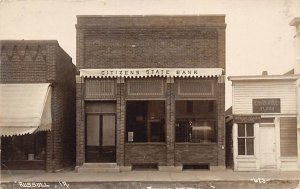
102,115,116,146
87,115,100,146
260,125,276,169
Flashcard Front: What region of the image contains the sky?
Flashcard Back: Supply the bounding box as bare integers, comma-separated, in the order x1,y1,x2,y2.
0,0,299,109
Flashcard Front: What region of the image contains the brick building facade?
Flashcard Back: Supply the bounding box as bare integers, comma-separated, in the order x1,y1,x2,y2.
75,15,226,171
0,40,76,171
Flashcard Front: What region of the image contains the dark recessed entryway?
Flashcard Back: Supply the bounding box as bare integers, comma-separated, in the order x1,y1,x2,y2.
85,102,116,163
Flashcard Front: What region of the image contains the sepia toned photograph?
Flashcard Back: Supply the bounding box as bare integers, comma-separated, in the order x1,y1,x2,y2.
0,0,300,188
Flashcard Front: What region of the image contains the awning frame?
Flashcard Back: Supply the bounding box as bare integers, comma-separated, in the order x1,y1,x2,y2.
80,68,224,79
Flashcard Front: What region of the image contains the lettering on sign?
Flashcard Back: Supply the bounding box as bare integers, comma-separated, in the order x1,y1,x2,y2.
80,68,222,78
233,115,261,123
252,98,281,113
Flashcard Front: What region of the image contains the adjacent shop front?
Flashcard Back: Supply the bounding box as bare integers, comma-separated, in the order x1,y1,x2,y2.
0,40,76,171
0,84,52,170
228,74,300,171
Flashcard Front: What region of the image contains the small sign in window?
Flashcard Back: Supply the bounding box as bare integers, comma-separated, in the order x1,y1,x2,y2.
128,132,134,142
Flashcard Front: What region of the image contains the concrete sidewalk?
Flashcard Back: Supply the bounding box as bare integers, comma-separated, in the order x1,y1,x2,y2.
1,169,300,183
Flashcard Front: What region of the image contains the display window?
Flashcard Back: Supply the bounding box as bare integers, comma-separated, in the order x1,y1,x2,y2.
175,100,217,143
126,100,165,142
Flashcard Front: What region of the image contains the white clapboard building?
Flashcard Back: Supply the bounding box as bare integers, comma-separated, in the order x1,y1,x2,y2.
228,73,299,171
227,17,300,171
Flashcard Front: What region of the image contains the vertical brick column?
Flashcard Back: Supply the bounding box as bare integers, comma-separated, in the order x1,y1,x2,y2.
217,76,225,167
46,43,56,82
116,78,125,166
46,131,54,171
217,28,226,72
45,43,56,172
166,78,175,166
76,76,85,166
76,28,84,70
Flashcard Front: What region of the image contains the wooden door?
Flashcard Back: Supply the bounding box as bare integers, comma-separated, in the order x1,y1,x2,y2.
259,124,276,169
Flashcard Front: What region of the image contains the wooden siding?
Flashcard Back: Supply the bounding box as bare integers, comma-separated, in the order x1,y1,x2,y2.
280,117,297,157
232,81,296,114
85,79,116,99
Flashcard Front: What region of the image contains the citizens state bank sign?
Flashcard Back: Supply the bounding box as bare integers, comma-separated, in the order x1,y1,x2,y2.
80,68,223,78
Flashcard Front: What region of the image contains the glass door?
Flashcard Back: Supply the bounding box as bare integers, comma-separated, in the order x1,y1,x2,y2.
86,114,116,162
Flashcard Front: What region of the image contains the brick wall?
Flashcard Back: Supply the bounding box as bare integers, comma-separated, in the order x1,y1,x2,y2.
217,82,226,167
124,144,167,166
0,40,76,172
116,81,126,166
76,15,226,70
76,77,85,166
175,144,218,166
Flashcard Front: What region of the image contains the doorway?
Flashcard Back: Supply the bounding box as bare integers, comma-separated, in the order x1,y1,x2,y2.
86,114,116,163
259,124,276,169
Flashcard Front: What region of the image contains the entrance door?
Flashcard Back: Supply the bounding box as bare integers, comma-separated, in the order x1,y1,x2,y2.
259,124,276,169
86,114,116,162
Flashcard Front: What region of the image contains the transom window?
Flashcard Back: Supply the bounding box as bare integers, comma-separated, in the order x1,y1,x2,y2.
237,123,254,155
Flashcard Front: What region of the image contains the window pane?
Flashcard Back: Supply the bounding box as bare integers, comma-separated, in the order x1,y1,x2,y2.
175,120,189,142
246,138,254,155
149,120,165,142
175,100,217,143
191,120,215,143
238,138,245,155
186,101,193,113
238,124,245,137
246,124,254,137
126,100,165,142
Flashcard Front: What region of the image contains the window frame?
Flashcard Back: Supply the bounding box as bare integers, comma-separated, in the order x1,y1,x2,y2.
175,100,217,144
237,123,255,156
125,100,166,143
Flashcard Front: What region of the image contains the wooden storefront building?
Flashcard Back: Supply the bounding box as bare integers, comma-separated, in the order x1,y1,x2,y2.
228,73,300,171
226,17,300,172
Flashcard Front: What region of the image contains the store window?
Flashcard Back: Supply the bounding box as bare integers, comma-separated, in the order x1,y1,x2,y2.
237,123,254,155
126,101,165,142
1,132,47,162
175,100,216,143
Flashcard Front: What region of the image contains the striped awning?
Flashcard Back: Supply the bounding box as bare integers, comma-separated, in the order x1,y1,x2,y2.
0,83,52,136
80,68,223,78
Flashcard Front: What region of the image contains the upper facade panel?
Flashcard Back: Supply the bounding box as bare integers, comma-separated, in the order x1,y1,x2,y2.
76,15,226,70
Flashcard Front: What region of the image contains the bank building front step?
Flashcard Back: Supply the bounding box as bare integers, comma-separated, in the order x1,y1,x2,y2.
77,163,120,173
